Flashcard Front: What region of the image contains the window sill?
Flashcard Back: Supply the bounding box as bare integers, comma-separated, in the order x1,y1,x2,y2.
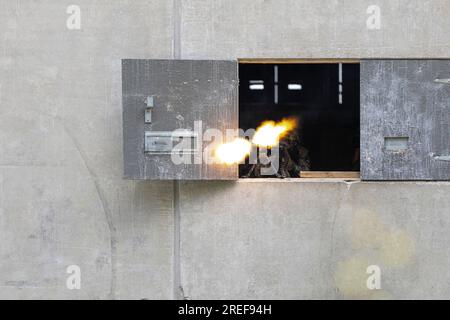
238,171,360,182
300,171,360,179
237,177,361,183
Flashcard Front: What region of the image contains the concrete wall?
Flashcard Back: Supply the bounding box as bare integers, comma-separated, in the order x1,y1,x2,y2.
180,180,450,299
0,0,449,299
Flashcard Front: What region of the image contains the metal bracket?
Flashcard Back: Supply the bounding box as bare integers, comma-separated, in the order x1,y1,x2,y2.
145,96,154,123
432,154,450,162
434,78,450,84
144,131,199,154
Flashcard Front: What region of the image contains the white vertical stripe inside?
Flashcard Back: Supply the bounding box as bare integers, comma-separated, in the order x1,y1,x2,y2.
274,84,278,104
274,65,278,83
274,65,278,104
338,63,343,104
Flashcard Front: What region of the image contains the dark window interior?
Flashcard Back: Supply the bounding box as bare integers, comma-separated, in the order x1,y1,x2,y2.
239,63,360,178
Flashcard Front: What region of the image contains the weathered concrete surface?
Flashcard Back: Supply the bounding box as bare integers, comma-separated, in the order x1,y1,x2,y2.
122,59,239,180
0,0,174,299
180,180,450,299
361,60,450,181
175,0,450,299
1,0,450,299
181,0,450,59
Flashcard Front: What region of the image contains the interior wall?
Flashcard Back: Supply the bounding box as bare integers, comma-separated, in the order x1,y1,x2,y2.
0,0,450,299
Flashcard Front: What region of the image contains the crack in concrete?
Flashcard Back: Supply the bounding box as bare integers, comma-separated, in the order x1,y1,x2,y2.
62,124,117,300
179,284,189,300
343,180,360,190
22,107,119,299
173,180,182,300
172,0,183,300
330,183,353,259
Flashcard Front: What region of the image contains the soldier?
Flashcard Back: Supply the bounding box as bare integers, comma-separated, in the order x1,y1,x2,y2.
278,130,311,178
241,129,311,178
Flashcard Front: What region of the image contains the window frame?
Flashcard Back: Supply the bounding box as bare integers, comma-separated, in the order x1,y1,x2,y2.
238,58,361,180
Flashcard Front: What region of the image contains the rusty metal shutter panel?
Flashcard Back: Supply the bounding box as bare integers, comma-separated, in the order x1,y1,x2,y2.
122,59,238,180
361,60,450,180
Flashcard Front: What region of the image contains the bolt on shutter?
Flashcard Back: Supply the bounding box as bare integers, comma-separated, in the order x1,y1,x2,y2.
361,60,450,180
122,59,238,180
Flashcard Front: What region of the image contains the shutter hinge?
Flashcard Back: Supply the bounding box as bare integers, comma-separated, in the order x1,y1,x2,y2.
434,78,450,84
431,153,450,162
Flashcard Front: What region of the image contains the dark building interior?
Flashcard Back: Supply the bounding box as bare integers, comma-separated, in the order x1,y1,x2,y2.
239,63,360,177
